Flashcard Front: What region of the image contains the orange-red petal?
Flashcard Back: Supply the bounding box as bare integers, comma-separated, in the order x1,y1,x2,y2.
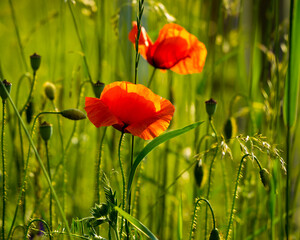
84,97,121,127
128,21,153,60
85,82,175,140
148,23,207,74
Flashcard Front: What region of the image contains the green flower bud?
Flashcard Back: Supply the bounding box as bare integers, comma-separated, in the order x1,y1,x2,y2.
224,117,237,140
61,109,86,120
194,159,205,188
26,101,34,124
39,121,53,142
0,79,12,101
209,228,221,240
205,98,217,118
43,82,56,101
30,53,41,72
93,81,105,98
260,168,271,190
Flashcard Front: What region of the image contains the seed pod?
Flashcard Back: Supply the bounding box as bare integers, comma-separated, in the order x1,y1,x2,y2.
39,121,53,142
224,117,237,140
61,109,86,120
92,81,105,98
205,98,217,118
30,53,41,72
26,101,34,124
43,82,56,101
0,79,12,101
194,159,205,188
260,168,271,190
209,228,221,240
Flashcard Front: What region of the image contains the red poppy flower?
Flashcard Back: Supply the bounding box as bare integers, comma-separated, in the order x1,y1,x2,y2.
128,22,207,74
84,81,175,140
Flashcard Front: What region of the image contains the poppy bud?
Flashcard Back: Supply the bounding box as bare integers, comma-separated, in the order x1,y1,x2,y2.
61,109,86,120
30,53,41,72
43,82,56,101
92,81,105,98
209,228,221,240
224,117,237,140
259,168,271,190
194,159,205,188
26,101,34,124
39,121,53,142
205,98,217,118
0,79,12,101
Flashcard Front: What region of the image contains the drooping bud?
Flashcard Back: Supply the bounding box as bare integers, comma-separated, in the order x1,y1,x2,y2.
92,81,105,98
30,53,41,72
26,101,34,124
209,228,221,240
43,82,56,101
0,79,12,101
259,168,271,190
194,159,205,188
61,109,86,120
224,117,237,140
39,121,53,142
205,98,217,118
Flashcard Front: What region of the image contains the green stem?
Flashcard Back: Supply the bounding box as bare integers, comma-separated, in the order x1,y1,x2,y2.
67,1,93,84
45,141,53,231
189,198,216,240
118,132,126,236
2,100,6,240
3,88,73,239
24,218,52,240
51,101,65,211
286,1,295,239
147,68,157,88
224,154,262,240
19,72,36,115
94,127,107,204
8,0,29,72
5,109,69,240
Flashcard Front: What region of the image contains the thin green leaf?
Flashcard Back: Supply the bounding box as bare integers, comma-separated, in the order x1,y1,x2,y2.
114,206,158,240
127,121,203,196
283,0,300,127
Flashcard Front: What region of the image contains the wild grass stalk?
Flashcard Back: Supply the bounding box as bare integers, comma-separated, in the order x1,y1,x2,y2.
1,100,7,240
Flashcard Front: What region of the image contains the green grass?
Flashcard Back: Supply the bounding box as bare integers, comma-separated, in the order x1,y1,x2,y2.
0,0,299,239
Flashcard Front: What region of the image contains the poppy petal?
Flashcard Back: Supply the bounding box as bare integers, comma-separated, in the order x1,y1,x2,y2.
84,97,121,127
128,21,153,60
126,98,175,140
148,23,207,74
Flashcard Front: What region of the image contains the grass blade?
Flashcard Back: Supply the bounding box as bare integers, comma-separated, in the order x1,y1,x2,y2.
114,206,158,240
127,121,204,196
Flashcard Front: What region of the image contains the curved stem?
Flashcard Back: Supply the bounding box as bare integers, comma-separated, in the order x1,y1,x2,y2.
2,100,6,240
24,218,52,240
189,198,216,240
0,84,73,240
147,68,157,88
45,141,53,231
225,154,250,240
7,111,62,240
